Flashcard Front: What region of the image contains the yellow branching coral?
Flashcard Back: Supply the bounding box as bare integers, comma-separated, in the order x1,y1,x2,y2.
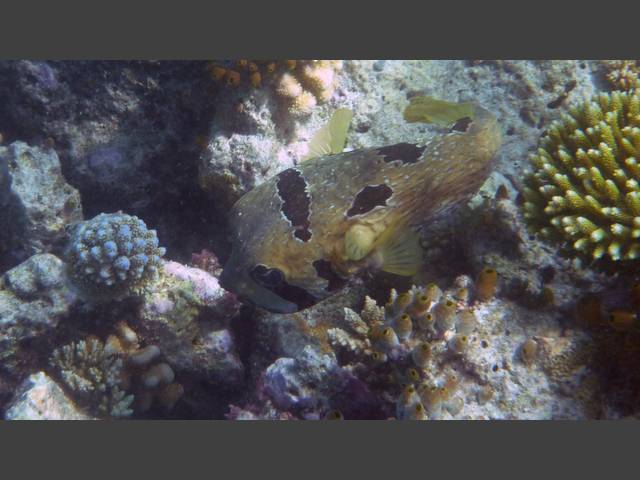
522,90,640,262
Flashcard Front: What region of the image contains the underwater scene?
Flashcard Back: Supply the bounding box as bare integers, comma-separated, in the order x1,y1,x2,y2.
1,59,640,420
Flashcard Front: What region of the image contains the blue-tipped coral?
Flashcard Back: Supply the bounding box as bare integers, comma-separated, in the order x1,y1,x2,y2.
522,90,640,262
65,212,166,300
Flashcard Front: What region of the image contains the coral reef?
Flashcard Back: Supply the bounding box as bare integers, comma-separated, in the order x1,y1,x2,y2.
50,322,183,418
4,60,640,420
522,90,640,262
65,212,166,300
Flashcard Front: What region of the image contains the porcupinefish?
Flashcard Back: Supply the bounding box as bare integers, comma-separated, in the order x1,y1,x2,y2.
220,100,502,313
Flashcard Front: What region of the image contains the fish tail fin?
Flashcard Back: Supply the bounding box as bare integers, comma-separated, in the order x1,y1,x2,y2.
374,222,423,276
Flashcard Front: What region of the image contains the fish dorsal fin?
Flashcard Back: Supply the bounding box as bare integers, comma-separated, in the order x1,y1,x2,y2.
302,108,353,161
403,96,475,126
345,224,377,261
373,223,423,276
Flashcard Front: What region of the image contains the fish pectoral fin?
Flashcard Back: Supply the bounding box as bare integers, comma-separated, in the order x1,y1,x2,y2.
302,108,353,161
374,225,423,276
345,224,377,261
403,96,475,126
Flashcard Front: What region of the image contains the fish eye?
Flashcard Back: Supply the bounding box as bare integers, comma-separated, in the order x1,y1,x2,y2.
250,264,285,287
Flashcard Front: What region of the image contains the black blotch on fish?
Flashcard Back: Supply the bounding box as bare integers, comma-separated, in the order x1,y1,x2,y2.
250,264,285,288
313,259,348,292
270,279,318,310
346,184,394,217
450,116,473,132
276,168,312,242
376,143,425,164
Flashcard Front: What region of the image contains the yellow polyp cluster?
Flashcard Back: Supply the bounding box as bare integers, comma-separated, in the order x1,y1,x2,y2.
575,283,640,334
418,376,461,418
520,338,539,365
475,267,498,301
522,90,640,262
208,60,342,115
340,280,485,419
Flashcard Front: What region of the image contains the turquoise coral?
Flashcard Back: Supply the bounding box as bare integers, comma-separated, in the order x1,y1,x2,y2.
65,212,166,300
522,90,640,261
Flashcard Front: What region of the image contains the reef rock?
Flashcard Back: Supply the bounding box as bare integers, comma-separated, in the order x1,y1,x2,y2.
252,281,366,371
264,345,337,413
0,141,82,270
135,261,243,388
0,254,78,369
4,371,93,420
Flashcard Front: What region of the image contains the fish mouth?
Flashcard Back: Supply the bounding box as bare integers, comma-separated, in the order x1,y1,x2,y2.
220,253,299,314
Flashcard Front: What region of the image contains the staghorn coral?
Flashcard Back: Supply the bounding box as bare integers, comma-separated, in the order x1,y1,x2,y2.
522,90,640,262
50,322,183,418
65,212,166,300
208,60,342,115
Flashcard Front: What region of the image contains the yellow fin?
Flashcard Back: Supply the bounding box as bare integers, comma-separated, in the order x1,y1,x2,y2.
403,96,474,126
345,224,376,261
302,108,353,161
374,224,423,276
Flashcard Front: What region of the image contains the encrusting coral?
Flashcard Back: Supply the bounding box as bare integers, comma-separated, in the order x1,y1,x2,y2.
207,60,343,115
522,90,640,262
65,212,166,300
50,322,183,418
